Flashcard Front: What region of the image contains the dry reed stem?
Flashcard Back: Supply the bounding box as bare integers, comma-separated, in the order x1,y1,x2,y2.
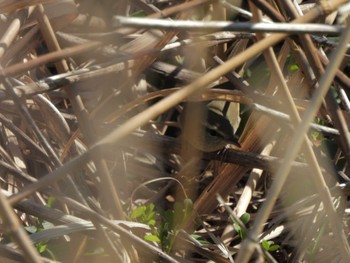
237,16,350,263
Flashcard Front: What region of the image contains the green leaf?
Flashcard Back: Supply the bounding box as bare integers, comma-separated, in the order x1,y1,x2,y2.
233,222,241,233
289,64,299,72
233,222,246,239
36,241,48,254
240,213,250,224
183,199,193,209
311,131,320,141
191,234,209,244
130,206,146,219
147,219,156,226
145,203,155,214
46,196,55,208
261,240,280,252
38,243,47,253
175,55,185,65
144,234,161,243
261,240,270,251
163,210,174,229
269,244,280,251
183,199,193,217
145,211,156,221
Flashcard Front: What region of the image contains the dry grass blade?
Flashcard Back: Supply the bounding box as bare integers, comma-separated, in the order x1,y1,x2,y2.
0,0,54,13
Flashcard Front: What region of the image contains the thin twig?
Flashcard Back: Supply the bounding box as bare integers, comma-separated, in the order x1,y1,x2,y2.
113,16,344,34
0,41,102,76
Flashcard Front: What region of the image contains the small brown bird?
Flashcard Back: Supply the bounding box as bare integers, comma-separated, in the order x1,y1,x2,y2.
180,101,241,152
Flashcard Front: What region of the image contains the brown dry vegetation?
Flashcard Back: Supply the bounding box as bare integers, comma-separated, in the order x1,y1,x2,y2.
0,0,349,262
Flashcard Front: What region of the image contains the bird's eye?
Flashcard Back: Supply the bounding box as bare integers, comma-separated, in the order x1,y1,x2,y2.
209,130,216,136
208,129,220,137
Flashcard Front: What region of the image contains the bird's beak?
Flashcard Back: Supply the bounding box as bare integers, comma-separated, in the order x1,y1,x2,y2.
229,135,241,148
